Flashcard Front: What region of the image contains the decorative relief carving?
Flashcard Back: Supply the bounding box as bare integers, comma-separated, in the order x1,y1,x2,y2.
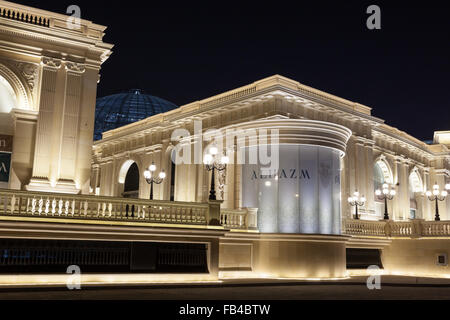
65,61,85,74
14,62,39,90
218,167,226,200
42,57,62,69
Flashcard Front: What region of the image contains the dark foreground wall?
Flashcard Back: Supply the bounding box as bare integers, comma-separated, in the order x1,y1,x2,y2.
0,238,208,274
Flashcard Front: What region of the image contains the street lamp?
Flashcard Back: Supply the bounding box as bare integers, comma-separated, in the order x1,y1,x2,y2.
348,191,366,220
375,183,396,220
143,162,166,200
425,183,449,221
203,146,229,201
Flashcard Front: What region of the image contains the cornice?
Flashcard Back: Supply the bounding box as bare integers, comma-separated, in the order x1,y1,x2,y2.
0,18,113,62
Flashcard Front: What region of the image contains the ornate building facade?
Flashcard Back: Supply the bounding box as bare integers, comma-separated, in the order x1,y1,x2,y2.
0,1,450,285
0,0,112,194
92,75,450,223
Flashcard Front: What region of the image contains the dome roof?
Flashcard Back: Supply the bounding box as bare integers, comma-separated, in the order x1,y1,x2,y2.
94,89,178,140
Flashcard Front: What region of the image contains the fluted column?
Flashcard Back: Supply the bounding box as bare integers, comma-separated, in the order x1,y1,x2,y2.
27,57,62,189
355,137,368,215
364,139,375,214
394,157,409,220
435,169,449,220
423,168,432,220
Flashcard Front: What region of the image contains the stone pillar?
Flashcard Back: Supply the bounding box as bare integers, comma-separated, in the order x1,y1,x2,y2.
395,158,410,220
364,140,375,214
10,110,38,189
90,164,100,194
435,169,448,220
99,160,113,196
423,168,432,220
27,57,63,191
207,200,223,226
27,58,100,194
354,137,368,217
342,139,353,219
246,207,258,230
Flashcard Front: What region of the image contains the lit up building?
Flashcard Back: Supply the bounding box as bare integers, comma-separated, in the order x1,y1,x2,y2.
0,1,449,286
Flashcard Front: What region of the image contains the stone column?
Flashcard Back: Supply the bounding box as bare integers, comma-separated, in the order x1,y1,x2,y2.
90,164,100,194
355,137,368,216
423,168,432,220
27,57,63,191
364,140,375,214
395,158,410,220
10,109,38,189
27,58,100,194
435,169,449,220
99,160,113,196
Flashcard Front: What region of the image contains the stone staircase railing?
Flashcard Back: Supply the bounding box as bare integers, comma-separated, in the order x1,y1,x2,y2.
344,218,450,238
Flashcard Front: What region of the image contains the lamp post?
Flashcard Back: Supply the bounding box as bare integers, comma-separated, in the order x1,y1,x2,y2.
348,191,366,220
375,183,396,220
425,183,449,221
143,162,166,200
203,146,229,201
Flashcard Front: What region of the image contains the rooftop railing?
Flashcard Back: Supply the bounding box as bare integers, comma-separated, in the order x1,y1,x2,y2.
0,6,50,27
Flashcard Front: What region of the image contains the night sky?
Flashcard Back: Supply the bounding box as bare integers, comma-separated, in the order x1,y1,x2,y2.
13,0,450,141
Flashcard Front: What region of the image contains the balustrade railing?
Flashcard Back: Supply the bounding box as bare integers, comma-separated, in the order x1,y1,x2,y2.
421,221,450,237
344,219,386,236
0,6,50,27
0,189,209,226
220,208,258,230
344,218,450,238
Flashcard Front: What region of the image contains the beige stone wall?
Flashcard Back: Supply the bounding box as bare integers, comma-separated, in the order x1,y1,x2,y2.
219,235,348,278
382,238,450,277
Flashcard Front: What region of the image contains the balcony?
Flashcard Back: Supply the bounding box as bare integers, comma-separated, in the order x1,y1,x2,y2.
0,189,259,232
2,188,449,237
0,189,211,227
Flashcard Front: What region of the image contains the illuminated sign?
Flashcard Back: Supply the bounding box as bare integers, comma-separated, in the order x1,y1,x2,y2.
250,169,311,180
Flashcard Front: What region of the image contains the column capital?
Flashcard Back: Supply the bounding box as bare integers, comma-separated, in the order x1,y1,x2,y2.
65,61,86,74
41,56,62,69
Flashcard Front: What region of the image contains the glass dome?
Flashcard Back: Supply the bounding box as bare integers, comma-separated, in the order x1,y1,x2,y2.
94,89,178,141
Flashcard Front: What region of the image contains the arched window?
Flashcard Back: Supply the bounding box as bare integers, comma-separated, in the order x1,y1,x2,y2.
123,162,139,198
374,162,385,192
169,149,176,201
374,159,393,191
408,170,423,219
0,74,17,135
373,158,393,217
